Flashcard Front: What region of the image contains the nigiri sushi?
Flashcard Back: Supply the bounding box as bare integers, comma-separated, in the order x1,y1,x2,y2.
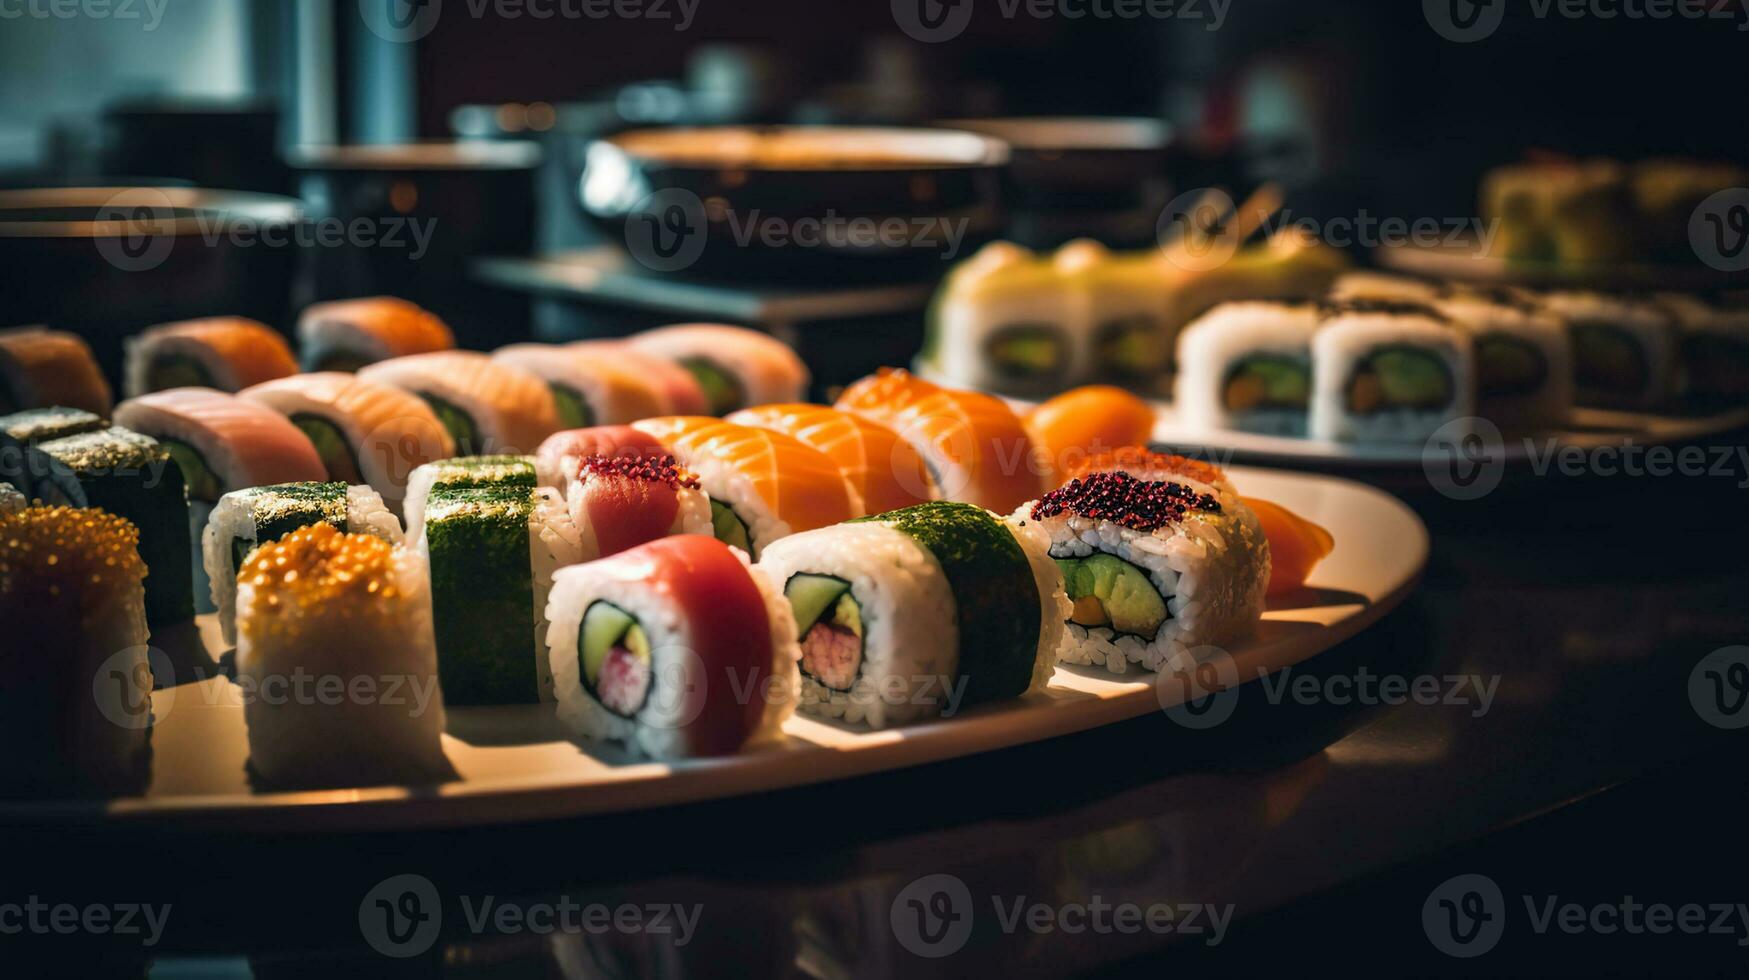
546,534,799,758
123,317,298,399
628,324,809,415
836,369,1042,513
240,372,455,514
631,417,857,557
1023,386,1157,485
534,425,667,489
1245,497,1334,597
0,327,113,417
297,296,455,372
359,351,559,457
727,403,936,515
568,341,710,416
493,344,667,428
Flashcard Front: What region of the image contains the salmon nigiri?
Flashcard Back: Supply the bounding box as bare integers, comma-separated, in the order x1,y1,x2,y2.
836,369,1041,513
1245,497,1335,596
113,388,328,503
728,403,935,515
631,417,856,557
1024,386,1157,485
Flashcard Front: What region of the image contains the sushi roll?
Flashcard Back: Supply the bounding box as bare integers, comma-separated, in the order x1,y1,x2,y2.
27,427,192,624
756,501,1066,728
1482,159,1639,264
123,317,299,399
203,482,403,646
1174,301,1322,438
1058,241,1175,389
0,407,107,498
727,404,937,515
566,453,713,561
1065,447,1239,500
1433,289,1574,430
924,242,1086,396
1538,292,1678,410
632,417,858,557
0,482,21,514
0,506,152,796
627,324,809,415
359,351,560,456
402,454,537,543
535,425,667,489
835,369,1043,513
419,482,583,705
493,344,668,429
296,296,455,372
0,327,112,417
234,524,450,789
240,372,456,514
1654,293,1749,404
1326,271,1444,305
1023,471,1268,674
546,534,798,757
1310,299,1475,443
568,341,711,416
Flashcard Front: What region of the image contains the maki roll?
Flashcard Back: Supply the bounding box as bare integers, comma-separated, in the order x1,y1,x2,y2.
402,454,537,543
419,482,583,705
1433,289,1574,431
1326,271,1445,305
1482,159,1638,264
1310,299,1475,443
1065,447,1238,498
114,388,328,612
631,417,857,558
1655,293,1749,405
297,296,456,372
0,407,107,498
924,242,1084,396
235,524,450,789
1059,241,1175,389
0,482,21,514
568,341,710,416
546,534,799,757
627,324,809,416
727,403,937,515
1174,301,1322,437
123,317,299,399
835,369,1043,513
535,425,667,489
359,351,559,456
566,454,713,561
756,501,1065,728
1538,292,1678,410
493,344,667,428
0,327,112,417
204,482,403,646
240,372,456,514
1,506,152,796
1023,471,1268,674
28,427,192,624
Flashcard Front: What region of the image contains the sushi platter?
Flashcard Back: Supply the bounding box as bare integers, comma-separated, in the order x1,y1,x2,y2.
4,464,1424,831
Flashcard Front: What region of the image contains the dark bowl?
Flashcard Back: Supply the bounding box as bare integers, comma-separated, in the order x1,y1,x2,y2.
0,185,303,382
578,126,1009,284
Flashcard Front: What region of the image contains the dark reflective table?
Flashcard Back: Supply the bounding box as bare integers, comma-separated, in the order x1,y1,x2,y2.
5,453,1747,978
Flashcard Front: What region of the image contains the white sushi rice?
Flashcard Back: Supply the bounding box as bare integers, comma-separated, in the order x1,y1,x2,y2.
545,546,799,758
204,484,403,646
1434,292,1574,431
931,243,1091,394
1005,513,1072,693
528,486,585,702
1021,496,1268,674
756,522,961,729
1539,291,1678,410
1175,301,1321,437
566,475,713,561
1310,306,1475,443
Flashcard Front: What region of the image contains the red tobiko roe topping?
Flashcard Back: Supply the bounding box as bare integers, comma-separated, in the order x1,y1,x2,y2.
580,453,700,490
1031,472,1222,532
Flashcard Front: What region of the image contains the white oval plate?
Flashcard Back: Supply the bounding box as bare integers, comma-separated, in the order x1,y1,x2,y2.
6,467,1427,831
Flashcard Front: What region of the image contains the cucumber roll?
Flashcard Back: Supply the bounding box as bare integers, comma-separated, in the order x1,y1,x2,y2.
546,535,799,758
402,454,537,543
1175,301,1321,437
925,242,1085,397
204,482,403,646
1539,292,1678,410
1022,471,1268,674
419,483,582,705
28,427,193,624
1310,299,1475,443
755,501,1067,728
235,524,450,790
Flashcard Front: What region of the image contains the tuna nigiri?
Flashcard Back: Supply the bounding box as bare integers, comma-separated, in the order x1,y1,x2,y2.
123,317,299,399
534,424,668,488
0,327,113,417
568,452,714,560
727,403,936,515
359,351,560,457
